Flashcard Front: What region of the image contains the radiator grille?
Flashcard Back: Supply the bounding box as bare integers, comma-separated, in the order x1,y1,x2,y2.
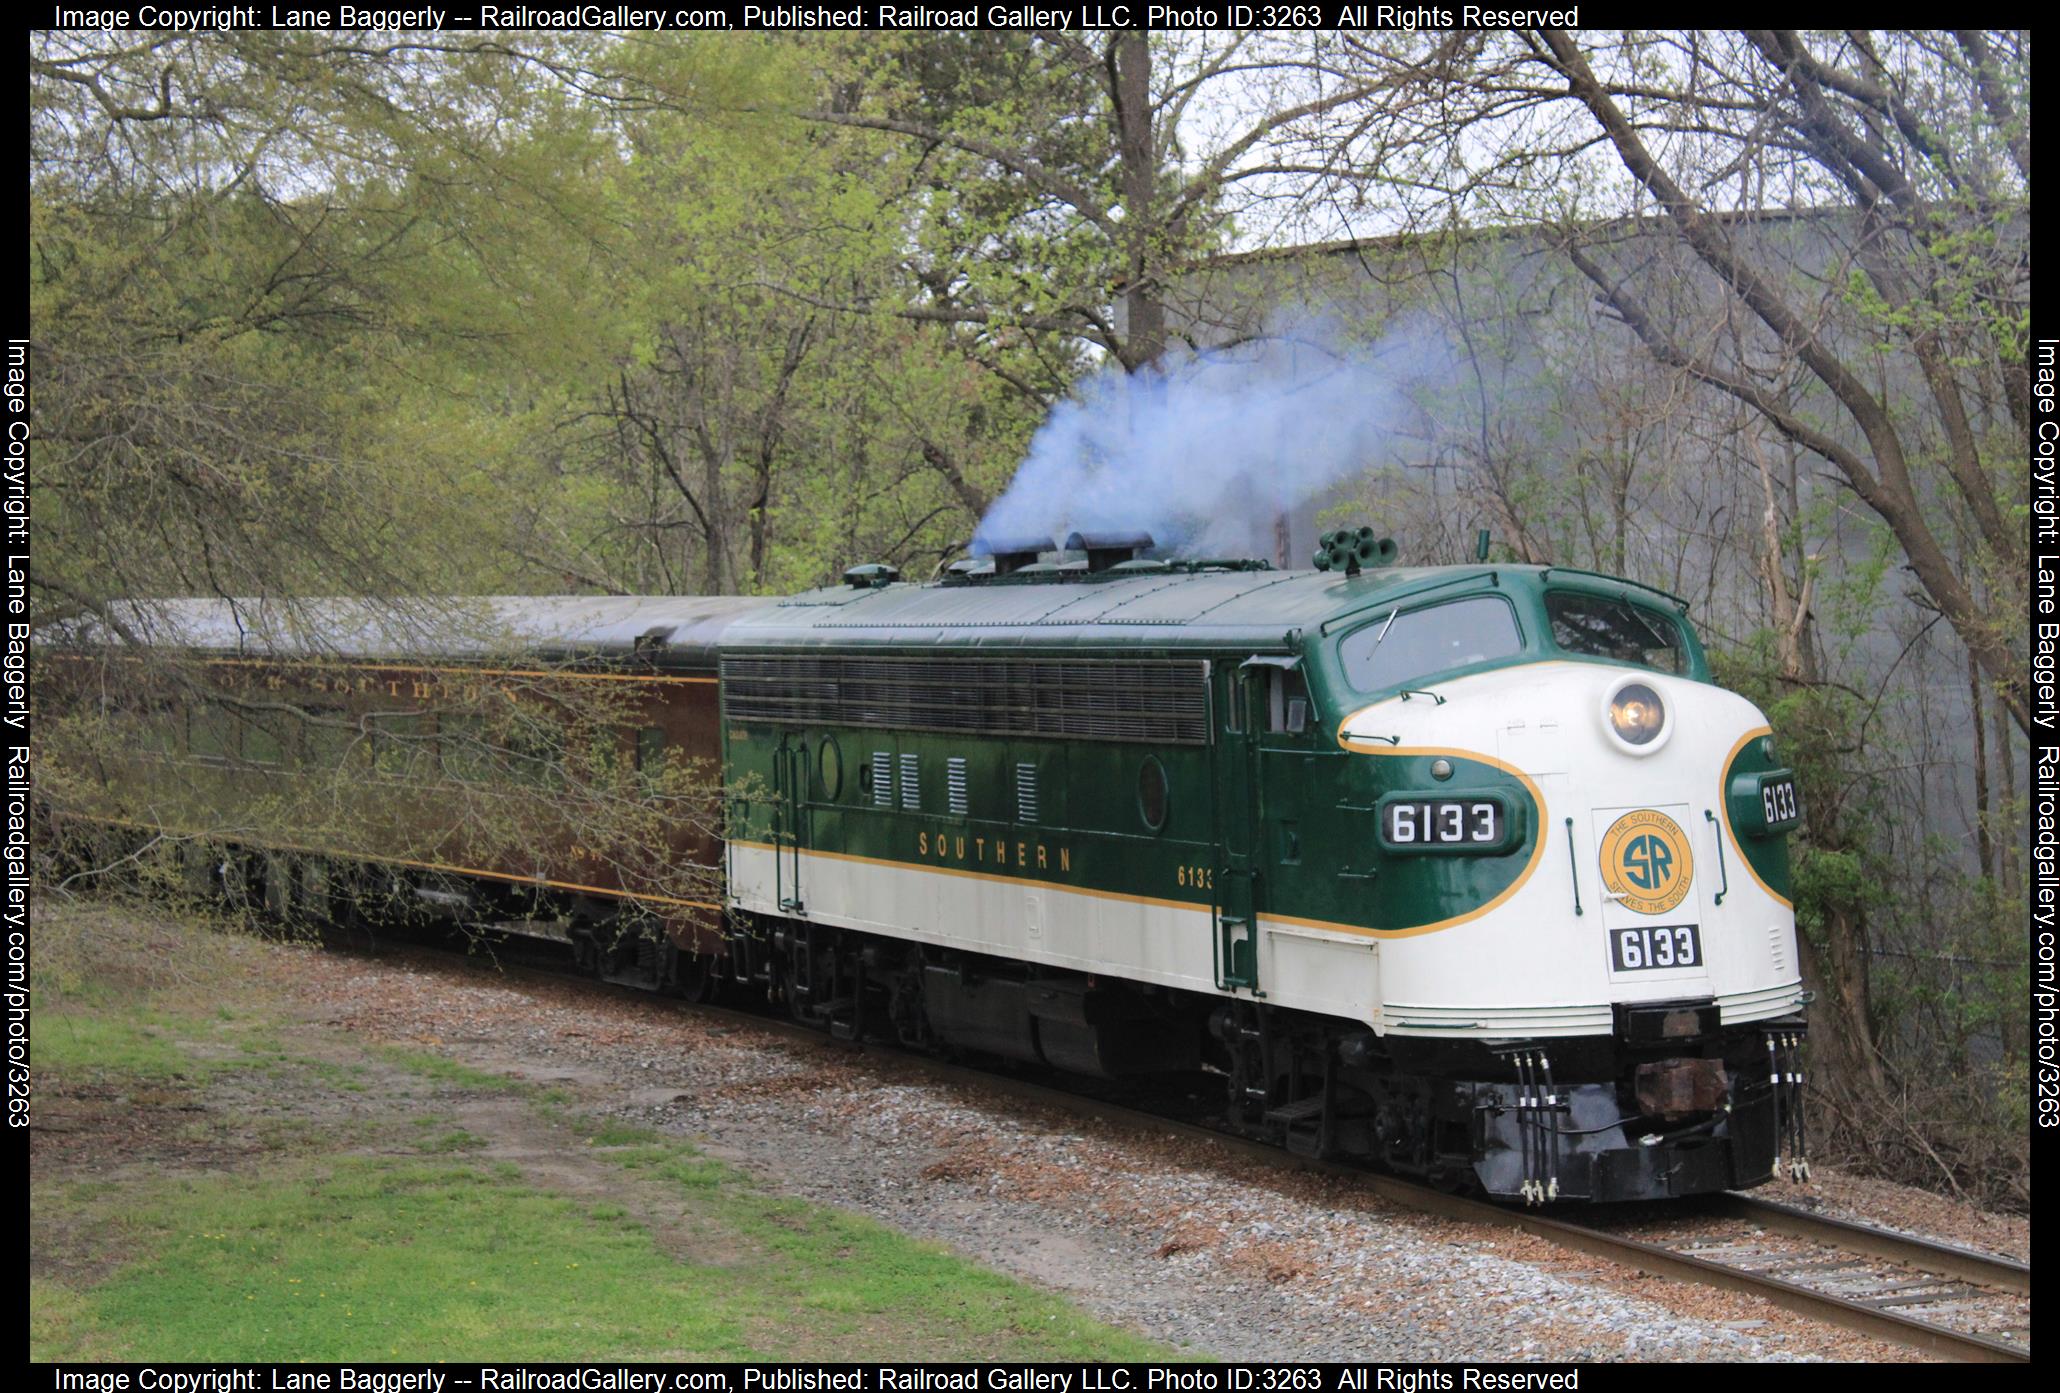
722,654,1209,745
946,757,968,816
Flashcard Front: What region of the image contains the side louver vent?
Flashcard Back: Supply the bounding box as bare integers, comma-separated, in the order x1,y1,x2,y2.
946,757,968,816
900,752,921,811
872,751,893,807
1016,763,1039,824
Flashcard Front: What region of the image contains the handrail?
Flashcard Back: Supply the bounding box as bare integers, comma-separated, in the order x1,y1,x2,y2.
1704,809,1730,906
1564,818,1583,917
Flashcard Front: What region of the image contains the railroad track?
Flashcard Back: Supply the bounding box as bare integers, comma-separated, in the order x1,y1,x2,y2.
366,922,2034,1364
901,1045,2033,1364
1638,1192,2029,1356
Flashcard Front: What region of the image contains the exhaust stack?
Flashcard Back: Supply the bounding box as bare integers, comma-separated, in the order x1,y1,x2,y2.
973,534,1057,577
1063,530,1156,574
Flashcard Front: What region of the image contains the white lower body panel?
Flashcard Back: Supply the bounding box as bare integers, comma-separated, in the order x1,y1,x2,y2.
730,845,1799,1039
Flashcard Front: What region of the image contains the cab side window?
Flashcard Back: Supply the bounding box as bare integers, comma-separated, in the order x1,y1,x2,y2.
1266,666,1311,734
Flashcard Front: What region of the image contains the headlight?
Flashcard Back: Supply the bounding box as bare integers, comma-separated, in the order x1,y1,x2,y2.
1609,684,1665,743
1601,679,1671,753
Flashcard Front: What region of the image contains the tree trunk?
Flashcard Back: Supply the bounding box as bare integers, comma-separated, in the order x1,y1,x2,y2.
1112,33,1163,371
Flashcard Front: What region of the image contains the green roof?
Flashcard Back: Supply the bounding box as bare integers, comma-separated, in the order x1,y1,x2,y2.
719,565,1501,652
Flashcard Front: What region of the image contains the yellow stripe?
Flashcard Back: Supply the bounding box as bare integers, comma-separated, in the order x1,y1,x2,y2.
736,840,1462,942
734,838,1212,916
59,813,720,912
1718,725,1794,909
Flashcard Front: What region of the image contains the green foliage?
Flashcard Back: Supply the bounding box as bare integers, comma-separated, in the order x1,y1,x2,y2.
30,34,1034,610
1711,629,2030,1205
30,38,633,615
1710,645,1883,940
1787,846,1878,952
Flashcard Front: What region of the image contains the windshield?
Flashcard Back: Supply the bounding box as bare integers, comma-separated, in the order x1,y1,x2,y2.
1339,596,1524,693
1545,592,1688,674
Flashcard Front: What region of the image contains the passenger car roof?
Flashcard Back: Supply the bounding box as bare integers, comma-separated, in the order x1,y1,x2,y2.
61,596,776,674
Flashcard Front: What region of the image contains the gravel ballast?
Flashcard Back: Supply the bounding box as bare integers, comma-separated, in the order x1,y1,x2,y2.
299,942,1959,1363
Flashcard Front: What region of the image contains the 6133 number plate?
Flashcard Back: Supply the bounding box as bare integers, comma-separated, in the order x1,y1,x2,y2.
1609,924,1702,972
1380,798,1503,847
1759,775,1801,828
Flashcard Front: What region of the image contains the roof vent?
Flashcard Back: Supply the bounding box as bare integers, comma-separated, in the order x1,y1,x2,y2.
843,562,901,589
1063,530,1156,574
973,534,1056,577
633,624,676,656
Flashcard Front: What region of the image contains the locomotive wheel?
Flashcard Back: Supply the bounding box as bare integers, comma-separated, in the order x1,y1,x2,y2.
567,923,604,977
778,959,810,1021
675,952,719,1004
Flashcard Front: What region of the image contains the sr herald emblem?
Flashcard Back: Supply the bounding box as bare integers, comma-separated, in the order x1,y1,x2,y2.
1599,809,1694,915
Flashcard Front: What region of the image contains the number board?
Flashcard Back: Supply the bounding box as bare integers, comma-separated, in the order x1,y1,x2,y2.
1758,775,1801,829
1609,924,1703,973
1378,796,1508,853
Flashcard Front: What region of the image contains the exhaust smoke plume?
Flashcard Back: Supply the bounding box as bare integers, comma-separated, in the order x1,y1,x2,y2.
975,316,1449,560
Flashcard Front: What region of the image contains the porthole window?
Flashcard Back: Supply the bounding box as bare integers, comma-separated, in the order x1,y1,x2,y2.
1137,756,1169,833
816,735,843,800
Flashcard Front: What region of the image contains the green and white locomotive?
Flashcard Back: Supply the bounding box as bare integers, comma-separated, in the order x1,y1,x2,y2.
59,530,1811,1204
720,532,1811,1202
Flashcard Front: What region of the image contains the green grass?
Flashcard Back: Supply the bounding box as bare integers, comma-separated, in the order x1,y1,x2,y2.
34,1154,1174,1361
609,1141,1177,1358
376,1046,529,1092
413,1129,489,1154
30,1279,121,1362
29,902,1183,1362
32,1009,247,1082
35,1160,756,1360
583,1119,663,1147
303,1059,371,1093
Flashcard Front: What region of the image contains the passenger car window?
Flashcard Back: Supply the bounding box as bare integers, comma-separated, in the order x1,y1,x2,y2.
1339,596,1524,693
1545,593,1687,674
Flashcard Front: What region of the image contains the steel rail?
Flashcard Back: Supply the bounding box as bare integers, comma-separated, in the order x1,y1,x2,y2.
1708,1193,2029,1298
